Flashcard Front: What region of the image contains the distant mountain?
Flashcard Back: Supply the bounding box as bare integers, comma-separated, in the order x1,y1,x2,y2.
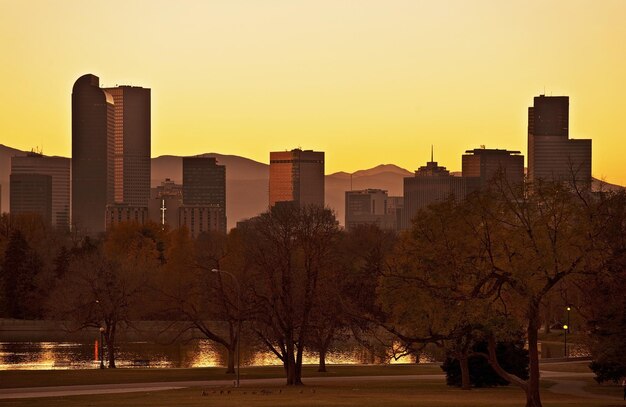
352,164,412,178
1,144,624,229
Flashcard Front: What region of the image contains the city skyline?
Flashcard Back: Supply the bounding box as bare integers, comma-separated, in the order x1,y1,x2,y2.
1,1,625,186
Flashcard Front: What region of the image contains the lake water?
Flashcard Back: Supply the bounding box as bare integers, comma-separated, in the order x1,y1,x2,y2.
0,339,429,370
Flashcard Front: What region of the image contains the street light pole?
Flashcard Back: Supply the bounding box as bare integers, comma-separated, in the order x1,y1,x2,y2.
211,268,241,388
563,324,568,358
99,327,105,369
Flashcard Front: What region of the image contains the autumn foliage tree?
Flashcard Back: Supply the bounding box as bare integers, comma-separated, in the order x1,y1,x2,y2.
381,179,599,407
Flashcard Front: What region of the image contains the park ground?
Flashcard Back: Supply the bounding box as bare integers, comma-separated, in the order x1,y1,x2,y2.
0,361,624,407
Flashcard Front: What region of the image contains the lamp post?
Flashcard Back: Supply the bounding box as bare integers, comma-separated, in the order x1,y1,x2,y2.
566,306,571,334
211,268,241,388
99,327,105,369
563,324,568,358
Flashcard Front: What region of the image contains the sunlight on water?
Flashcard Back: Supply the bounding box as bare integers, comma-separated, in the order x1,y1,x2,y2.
188,340,221,368
0,339,463,370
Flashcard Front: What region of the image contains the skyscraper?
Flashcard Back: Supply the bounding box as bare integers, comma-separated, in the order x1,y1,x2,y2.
181,156,227,235
104,86,151,207
73,74,151,234
72,74,114,234
269,149,324,207
11,152,70,229
527,95,592,186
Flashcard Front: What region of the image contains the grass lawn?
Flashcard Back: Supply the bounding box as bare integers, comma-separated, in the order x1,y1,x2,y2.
0,378,620,407
0,364,443,389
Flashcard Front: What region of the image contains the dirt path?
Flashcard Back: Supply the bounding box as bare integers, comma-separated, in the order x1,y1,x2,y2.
540,370,622,401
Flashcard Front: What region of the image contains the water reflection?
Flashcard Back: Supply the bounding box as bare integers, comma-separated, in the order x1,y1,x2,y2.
0,340,439,370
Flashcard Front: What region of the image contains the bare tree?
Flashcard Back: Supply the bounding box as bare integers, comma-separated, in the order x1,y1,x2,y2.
244,203,340,385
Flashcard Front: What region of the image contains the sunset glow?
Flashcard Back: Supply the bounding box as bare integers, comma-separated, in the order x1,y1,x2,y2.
1,0,625,184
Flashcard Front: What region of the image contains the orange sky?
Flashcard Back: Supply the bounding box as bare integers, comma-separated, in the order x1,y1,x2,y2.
1,0,625,184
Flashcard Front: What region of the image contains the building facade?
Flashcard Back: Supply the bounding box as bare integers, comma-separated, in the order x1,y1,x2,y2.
105,205,149,229
462,148,524,190
269,149,324,207
345,189,396,231
182,157,226,235
11,152,70,229
148,178,183,229
10,173,53,224
402,160,468,230
527,95,592,186
104,86,151,207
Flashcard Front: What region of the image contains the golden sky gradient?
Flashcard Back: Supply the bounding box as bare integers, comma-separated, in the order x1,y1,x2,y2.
1,0,625,184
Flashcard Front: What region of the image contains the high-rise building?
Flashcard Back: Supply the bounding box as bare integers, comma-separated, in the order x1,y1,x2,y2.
345,189,396,231
10,173,53,224
402,159,468,230
462,148,524,190
269,149,324,207
104,86,151,207
11,152,70,229
73,74,152,234
527,95,592,186
72,74,115,235
182,156,226,235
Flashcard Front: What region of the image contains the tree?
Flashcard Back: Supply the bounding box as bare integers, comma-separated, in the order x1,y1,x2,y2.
580,191,626,383
0,229,44,318
381,180,599,407
442,340,529,388
245,203,340,385
47,222,159,367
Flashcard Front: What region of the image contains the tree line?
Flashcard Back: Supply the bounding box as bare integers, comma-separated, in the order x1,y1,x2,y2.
0,180,624,407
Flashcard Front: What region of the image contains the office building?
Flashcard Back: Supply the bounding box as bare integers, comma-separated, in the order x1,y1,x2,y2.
269,149,324,207
148,178,183,229
345,189,396,231
462,148,524,190
10,173,52,224
105,205,149,229
182,157,226,235
104,86,151,207
11,152,70,229
179,206,224,237
402,159,468,230
72,74,115,234
528,95,592,186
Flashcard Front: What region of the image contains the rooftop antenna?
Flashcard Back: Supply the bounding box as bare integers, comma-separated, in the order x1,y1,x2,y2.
431,145,434,162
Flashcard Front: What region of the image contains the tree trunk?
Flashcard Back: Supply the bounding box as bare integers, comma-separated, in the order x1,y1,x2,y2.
525,313,542,407
107,339,116,368
285,339,303,385
226,345,235,374
105,325,116,369
318,348,327,372
459,353,471,390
